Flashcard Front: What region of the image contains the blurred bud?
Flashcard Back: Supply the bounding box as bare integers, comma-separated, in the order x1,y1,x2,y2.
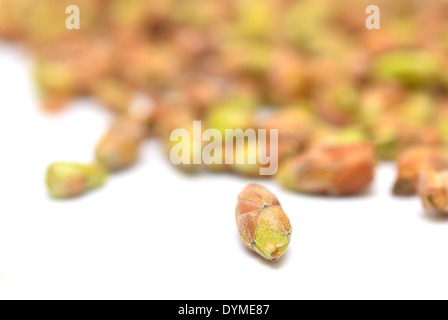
39,92,72,113
205,97,255,136
231,139,263,178
418,170,448,214
394,146,448,196
34,61,76,94
220,41,271,77
310,125,369,149
277,144,375,196
255,107,315,160
373,51,441,87
96,117,146,171
46,162,108,198
154,97,198,138
267,49,311,104
315,82,360,126
170,75,229,116
93,78,134,113
233,0,274,40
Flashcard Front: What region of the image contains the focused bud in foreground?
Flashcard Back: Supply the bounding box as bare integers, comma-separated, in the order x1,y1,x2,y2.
277,144,375,196
418,170,448,214
46,162,108,199
236,184,292,262
393,146,448,196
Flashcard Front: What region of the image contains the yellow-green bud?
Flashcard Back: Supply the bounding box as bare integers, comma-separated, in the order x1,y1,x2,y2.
236,184,292,262
46,162,108,199
373,51,440,87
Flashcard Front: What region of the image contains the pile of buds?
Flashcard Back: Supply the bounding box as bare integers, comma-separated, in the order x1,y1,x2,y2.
1,0,448,218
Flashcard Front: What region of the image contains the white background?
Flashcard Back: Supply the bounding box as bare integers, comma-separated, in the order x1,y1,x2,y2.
1,42,448,300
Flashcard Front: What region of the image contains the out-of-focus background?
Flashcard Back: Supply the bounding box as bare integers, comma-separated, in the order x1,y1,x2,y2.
1,0,448,299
